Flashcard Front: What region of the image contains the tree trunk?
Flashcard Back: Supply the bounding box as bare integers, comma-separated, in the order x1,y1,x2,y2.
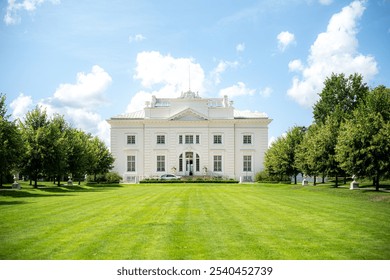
313,176,317,186
344,176,347,185
375,174,380,191
0,173,3,187
294,174,297,184
335,175,338,188
57,175,61,187
322,173,325,184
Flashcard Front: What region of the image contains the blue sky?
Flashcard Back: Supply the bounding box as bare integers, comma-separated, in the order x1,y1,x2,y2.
1,0,389,145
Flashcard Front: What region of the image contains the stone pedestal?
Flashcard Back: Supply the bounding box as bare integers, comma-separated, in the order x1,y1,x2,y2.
67,176,73,186
302,179,308,186
12,182,21,190
12,175,21,190
350,180,359,190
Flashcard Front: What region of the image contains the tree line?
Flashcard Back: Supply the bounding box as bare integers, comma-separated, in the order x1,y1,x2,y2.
0,96,114,188
264,73,390,190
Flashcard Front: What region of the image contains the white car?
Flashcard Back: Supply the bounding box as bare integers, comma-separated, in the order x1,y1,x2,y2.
160,174,182,180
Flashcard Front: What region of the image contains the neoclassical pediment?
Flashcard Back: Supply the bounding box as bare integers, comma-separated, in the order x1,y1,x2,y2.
169,108,208,121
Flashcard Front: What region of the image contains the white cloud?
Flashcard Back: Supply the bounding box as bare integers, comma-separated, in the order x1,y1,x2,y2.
36,65,112,145
219,82,256,98
129,34,146,43
127,51,206,113
287,0,378,107
319,0,333,5
210,60,239,85
4,0,60,25
236,43,245,52
10,93,33,120
288,59,304,72
277,31,296,52
134,51,205,91
53,65,112,108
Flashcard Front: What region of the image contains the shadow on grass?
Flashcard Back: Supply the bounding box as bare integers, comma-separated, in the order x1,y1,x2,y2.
0,189,71,198
0,201,29,206
36,183,123,194
0,183,123,199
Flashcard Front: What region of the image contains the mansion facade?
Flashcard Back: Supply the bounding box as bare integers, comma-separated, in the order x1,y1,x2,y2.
108,91,271,183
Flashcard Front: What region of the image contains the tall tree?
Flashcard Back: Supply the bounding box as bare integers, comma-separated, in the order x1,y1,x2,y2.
45,114,70,186
19,106,50,188
265,126,306,183
336,86,390,190
67,129,92,184
0,94,24,186
86,136,114,181
313,73,369,125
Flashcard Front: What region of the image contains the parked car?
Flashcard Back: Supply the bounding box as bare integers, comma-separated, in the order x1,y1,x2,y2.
160,174,182,180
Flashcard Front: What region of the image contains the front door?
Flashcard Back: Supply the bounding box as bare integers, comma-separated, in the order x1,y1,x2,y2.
185,152,193,176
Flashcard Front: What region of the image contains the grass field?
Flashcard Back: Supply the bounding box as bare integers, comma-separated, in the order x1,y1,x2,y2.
0,182,389,260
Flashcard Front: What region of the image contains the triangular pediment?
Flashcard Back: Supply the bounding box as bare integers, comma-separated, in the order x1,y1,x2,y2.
169,108,208,121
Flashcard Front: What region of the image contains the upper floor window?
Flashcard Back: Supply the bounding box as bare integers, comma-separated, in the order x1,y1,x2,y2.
196,135,200,144
214,135,222,144
179,135,183,144
157,135,165,144
185,135,194,144
127,135,136,144
243,135,252,144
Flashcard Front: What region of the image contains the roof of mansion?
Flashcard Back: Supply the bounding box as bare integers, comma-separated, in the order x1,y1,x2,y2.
110,91,269,120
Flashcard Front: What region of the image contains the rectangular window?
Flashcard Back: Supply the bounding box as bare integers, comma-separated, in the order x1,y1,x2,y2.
243,155,252,172
157,135,165,144
127,135,136,144
243,135,252,144
185,135,193,144
157,155,165,172
196,135,200,144
179,135,183,144
213,135,222,144
127,155,136,172
213,155,222,172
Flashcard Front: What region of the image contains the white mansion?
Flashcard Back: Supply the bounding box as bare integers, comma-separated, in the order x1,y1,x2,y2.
108,91,271,183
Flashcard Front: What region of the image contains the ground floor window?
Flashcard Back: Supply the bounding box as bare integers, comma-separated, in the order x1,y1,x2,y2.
213,155,222,172
157,155,165,172
127,155,135,172
243,155,252,172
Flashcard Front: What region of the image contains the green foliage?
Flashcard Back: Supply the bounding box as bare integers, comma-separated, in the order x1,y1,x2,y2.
255,170,290,183
140,177,239,184
336,85,390,190
265,126,305,183
0,94,24,186
313,73,368,125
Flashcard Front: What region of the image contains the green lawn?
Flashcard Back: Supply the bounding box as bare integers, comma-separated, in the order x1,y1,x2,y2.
0,182,389,260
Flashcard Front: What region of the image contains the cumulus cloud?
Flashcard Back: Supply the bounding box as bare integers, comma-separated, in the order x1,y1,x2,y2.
219,82,256,98
10,93,33,120
210,60,239,85
287,0,378,107
277,31,296,52
288,59,304,72
127,51,205,112
236,43,245,52
37,65,112,144
4,0,60,25
53,65,112,108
